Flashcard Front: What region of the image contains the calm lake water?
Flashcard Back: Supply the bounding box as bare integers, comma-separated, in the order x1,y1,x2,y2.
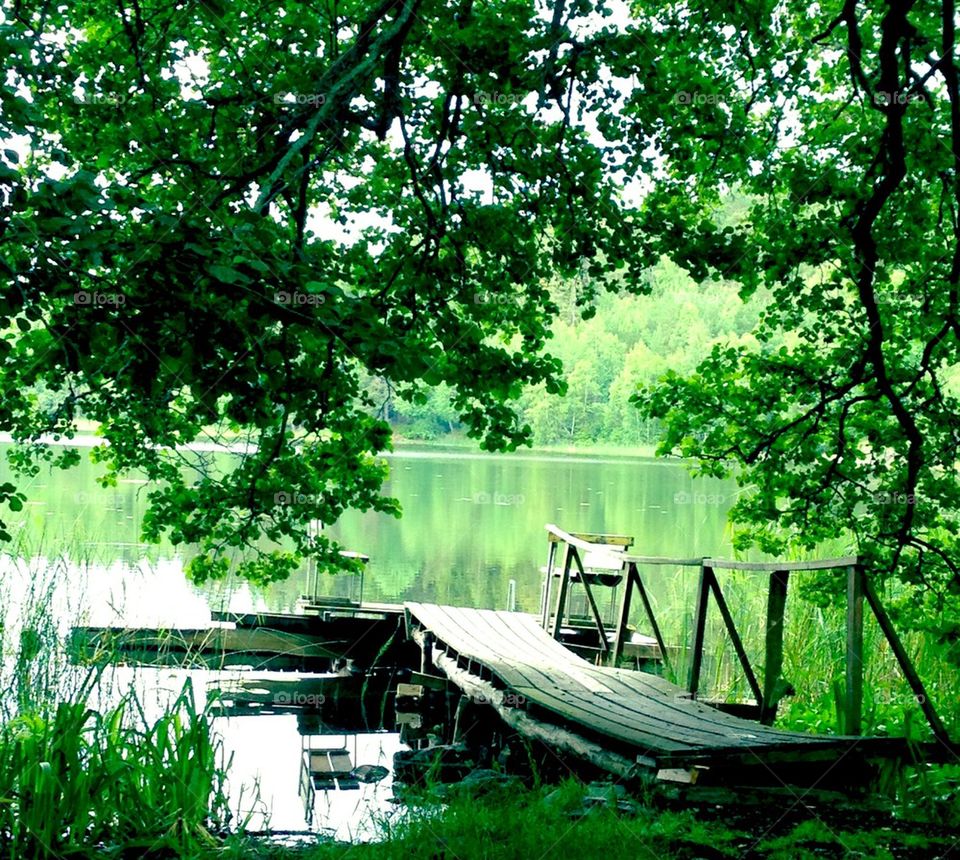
0,443,737,836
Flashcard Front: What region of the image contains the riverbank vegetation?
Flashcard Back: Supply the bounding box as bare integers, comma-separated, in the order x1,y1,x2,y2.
370,256,769,451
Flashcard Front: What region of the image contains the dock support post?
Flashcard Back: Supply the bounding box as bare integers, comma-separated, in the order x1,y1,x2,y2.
688,564,711,699
551,543,573,640
761,570,790,725
845,564,863,735
572,548,609,658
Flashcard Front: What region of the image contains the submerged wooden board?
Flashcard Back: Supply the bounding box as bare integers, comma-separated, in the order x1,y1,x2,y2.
73,625,345,655
405,603,908,774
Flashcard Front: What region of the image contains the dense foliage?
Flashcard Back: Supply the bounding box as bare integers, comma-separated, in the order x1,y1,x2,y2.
624,3,960,641
3,0,960,612
0,0,643,582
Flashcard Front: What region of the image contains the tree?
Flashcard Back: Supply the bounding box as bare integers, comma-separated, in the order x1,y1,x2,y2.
0,0,643,582
629,2,960,637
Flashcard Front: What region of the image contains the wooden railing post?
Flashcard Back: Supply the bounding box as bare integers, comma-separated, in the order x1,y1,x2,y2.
844,564,864,735
760,569,789,725
688,563,711,699
611,563,635,668
541,538,558,628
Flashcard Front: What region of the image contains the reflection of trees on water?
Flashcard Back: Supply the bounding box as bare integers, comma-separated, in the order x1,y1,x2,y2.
1,447,737,625
322,453,735,616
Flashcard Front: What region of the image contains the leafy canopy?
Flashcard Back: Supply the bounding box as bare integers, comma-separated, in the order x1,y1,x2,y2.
5,0,960,619
628,1,960,634
1,0,641,582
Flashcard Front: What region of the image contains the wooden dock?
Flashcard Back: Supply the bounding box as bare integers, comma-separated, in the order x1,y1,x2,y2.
68,524,958,791
405,603,909,787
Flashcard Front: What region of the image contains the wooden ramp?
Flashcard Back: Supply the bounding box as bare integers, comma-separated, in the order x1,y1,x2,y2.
405,603,908,787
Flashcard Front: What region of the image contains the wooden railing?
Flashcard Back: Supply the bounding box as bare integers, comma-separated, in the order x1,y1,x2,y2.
543,524,950,744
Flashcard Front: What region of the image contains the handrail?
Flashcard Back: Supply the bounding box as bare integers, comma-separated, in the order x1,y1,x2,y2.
547,525,858,572
621,554,703,567
703,557,858,572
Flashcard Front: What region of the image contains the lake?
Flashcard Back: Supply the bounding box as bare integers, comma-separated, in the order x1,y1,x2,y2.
0,443,737,836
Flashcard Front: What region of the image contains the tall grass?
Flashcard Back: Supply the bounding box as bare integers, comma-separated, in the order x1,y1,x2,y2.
0,673,233,857
0,542,237,858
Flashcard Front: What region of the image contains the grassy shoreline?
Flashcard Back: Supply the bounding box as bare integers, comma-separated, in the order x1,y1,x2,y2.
214,779,959,859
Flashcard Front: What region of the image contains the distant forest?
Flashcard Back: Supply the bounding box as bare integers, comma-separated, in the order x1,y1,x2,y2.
366,258,773,447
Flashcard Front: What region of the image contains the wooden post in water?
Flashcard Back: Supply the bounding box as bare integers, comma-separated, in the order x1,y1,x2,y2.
420,631,435,675
572,547,609,656
611,565,635,667
688,563,711,699
844,564,864,735
760,569,789,725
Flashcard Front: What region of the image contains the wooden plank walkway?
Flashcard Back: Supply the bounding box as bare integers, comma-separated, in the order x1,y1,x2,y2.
405,603,908,783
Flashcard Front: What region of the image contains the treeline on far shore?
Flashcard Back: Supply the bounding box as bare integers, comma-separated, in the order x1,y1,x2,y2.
369,258,772,448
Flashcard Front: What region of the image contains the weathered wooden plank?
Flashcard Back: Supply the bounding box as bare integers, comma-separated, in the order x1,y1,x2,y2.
620,554,704,567
471,613,721,742
423,611,717,747
412,605,832,752
405,602,911,778
426,637,651,775
70,626,346,659
455,613,733,748
545,525,634,548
